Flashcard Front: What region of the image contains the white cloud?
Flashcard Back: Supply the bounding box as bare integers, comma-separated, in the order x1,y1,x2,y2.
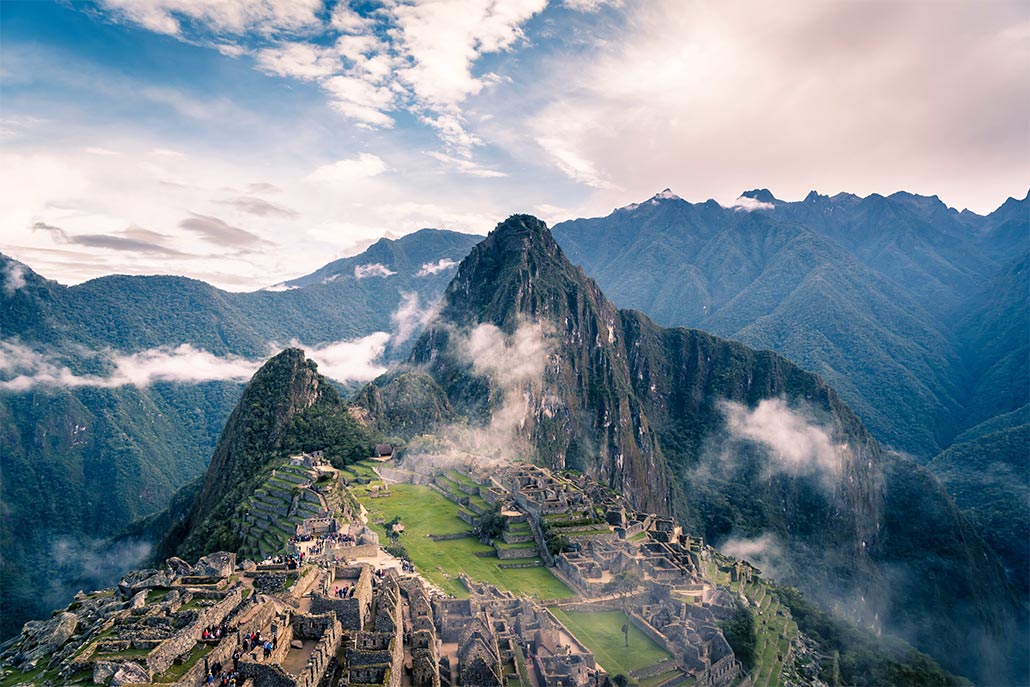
517,1,1030,211
305,153,388,185
390,292,438,344
255,42,341,80
536,136,615,189
299,332,390,382
354,262,396,279
563,0,621,11
97,0,323,36
416,258,458,276
392,0,546,109
2,263,27,295
330,2,372,34
83,147,119,156
465,321,548,389
725,196,775,212
0,342,259,391
0,334,391,391
720,398,845,487
719,533,788,581
427,151,507,178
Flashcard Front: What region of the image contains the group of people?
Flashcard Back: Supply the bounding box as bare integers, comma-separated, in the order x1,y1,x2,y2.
200,622,233,641
331,585,356,599
204,659,240,686
242,629,276,659
263,552,304,569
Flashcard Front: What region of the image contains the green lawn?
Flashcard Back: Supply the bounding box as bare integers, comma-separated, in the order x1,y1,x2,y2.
357,484,573,600
549,608,672,677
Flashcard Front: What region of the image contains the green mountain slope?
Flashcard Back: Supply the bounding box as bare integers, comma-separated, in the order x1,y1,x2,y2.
167,348,374,561
0,382,240,638
552,190,1028,460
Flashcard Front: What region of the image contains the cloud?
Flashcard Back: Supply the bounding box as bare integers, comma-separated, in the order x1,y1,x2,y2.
464,321,548,391
416,258,458,277
32,221,185,255
96,0,322,37
406,320,553,465
718,533,788,582
254,41,342,80
725,196,775,212
536,136,615,189
95,0,548,153
83,146,119,156
390,292,437,345
46,536,153,615
218,196,298,218
297,333,390,383
0,333,392,391
178,212,271,248
0,342,260,391
2,262,27,295
720,398,844,486
426,151,507,178
246,182,280,194
563,0,622,11
305,153,388,186
353,263,396,279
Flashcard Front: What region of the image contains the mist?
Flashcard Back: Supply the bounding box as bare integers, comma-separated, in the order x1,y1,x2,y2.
719,398,845,489
0,335,393,392
405,320,553,468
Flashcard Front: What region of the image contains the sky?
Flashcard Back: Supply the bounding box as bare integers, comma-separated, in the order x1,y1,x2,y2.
1,0,1027,291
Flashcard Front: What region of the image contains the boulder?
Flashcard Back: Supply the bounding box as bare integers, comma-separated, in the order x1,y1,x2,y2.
166,556,193,577
110,662,150,686
25,612,77,660
129,590,148,610
93,659,119,685
291,639,304,649
241,559,258,572
194,552,236,578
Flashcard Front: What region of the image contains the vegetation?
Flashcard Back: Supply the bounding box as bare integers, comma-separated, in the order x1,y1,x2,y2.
719,598,757,672
548,608,672,676
356,483,572,600
772,585,968,687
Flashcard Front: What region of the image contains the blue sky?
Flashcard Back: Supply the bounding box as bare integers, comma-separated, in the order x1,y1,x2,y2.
1,0,1027,289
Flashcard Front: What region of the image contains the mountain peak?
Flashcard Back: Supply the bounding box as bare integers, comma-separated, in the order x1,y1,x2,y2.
436,214,591,331
741,188,778,203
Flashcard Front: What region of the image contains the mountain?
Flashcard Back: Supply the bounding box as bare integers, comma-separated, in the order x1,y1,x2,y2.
165,348,374,560
2,229,480,357
552,189,1028,459
928,407,1029,596
0,229,477,638
361,214,1024,684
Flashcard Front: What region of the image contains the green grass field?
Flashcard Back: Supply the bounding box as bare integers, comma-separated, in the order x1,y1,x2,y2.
357,484,574,600
548,608,672,677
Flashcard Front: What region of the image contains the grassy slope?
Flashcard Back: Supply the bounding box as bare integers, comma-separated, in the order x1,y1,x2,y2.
355,482,572,600
548,608,671,676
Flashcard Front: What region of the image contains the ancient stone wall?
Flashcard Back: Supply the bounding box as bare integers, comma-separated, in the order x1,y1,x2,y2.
495,545,537,560
146,588,242,676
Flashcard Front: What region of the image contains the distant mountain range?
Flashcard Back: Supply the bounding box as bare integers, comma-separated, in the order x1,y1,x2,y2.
553,188,1028,459
0,188,1025,673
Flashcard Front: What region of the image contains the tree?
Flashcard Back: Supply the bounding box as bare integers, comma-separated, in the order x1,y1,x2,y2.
604,569,641,647
612,674,629,687
477,505,505,540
